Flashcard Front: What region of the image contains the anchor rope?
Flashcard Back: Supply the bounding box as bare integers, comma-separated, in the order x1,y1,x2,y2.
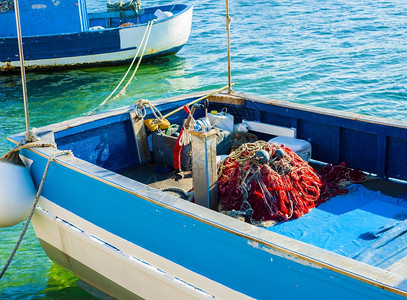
88,19,155,115
0,149,71,280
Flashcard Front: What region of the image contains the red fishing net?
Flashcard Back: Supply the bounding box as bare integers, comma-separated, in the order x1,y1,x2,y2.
218,141,322,223
218,141,368,225
318,162,367,202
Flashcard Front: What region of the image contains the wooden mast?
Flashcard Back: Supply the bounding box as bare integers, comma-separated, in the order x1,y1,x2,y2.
226,0,233,94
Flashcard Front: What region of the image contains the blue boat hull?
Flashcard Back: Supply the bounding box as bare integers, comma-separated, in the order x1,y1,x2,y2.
0,4,193,71
8,91,407,299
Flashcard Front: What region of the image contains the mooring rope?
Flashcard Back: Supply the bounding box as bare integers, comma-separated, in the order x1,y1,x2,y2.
0,149,71,280
113,19,155,100
133,99,163,120
88,19,155,115
0,142,56,163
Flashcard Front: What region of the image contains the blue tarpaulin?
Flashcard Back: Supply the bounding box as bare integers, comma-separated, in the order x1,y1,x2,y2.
268,184,407,268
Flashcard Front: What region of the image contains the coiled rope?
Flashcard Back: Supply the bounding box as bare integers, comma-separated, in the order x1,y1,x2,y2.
0,145,71,279
133,99,164,122
132,98,172,132
88,19,155,115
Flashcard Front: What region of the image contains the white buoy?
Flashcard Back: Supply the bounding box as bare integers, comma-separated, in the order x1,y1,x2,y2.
0,0,37,228
0,161,36,227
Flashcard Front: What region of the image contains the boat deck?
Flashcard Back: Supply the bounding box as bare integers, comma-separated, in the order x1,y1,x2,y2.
361,176,407,198
119,163,193,200
120,161,407,198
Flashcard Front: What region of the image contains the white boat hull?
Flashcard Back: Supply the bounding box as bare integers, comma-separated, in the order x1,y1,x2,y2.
32,197,251,299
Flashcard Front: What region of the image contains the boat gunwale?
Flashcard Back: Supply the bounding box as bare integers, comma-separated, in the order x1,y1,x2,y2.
88,3,193,26
238,91,407,130
9,89,407,138
7,90,407,297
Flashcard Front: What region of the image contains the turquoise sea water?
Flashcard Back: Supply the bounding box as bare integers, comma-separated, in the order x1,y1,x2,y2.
1,0,407,298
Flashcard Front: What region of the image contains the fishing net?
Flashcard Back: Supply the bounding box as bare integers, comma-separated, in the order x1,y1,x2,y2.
107,0,141,13
218,140,322,225
0,0,13,13
318,162,367,202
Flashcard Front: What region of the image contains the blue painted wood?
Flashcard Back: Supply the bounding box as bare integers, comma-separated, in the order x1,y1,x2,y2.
89,4,188,28
377,135,387,178
331,126,340,165
340,128,378,171
0,0,84,37
299,120,333,163
87,4,184,25
22,147,405,299
387,137,407,180
56,116,139,172
290,117,298,132
8,92,407,298
247,101,407,138
1,30,121,61
53,99,196,171
54,114,130,139
245,100,407,180
50,96,407,180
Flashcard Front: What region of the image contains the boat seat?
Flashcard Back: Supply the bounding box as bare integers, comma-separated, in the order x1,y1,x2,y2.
268,135,312,162
241,119,311,162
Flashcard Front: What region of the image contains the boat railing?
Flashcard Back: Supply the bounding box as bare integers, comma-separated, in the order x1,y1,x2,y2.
88,4,189,29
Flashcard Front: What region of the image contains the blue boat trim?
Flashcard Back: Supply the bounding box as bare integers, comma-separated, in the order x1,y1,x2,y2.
1,31,123,61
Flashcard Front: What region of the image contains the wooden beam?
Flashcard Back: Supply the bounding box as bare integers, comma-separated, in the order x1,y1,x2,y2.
208,94,245,106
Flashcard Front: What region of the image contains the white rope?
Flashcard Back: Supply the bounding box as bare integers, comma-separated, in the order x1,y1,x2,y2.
88,20,155,115
113,19,155,99
134,99,163,120
0,150,71,279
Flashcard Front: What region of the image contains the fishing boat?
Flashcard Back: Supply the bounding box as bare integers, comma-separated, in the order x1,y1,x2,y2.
0,0,193,71
3,87,407,299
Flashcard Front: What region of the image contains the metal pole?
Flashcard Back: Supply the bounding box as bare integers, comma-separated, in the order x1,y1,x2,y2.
225,0,232,94
13,0,30,137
